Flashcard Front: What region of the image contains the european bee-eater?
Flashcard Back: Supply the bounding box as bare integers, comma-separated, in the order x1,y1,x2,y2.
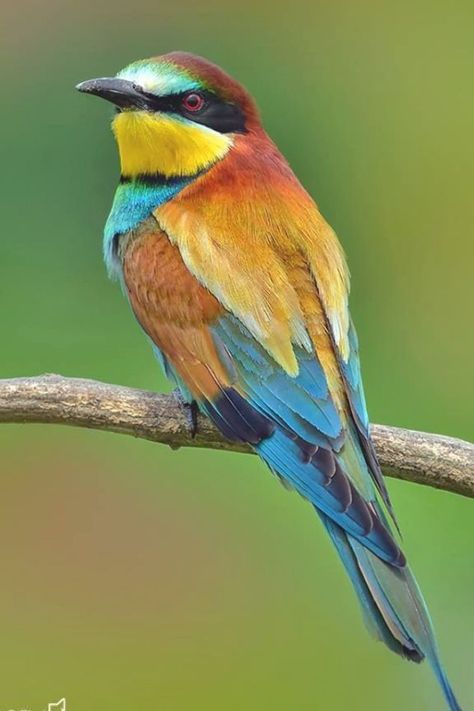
77,52,461,710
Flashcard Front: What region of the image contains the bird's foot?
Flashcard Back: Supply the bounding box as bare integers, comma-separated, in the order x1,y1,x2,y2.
171,389,199,440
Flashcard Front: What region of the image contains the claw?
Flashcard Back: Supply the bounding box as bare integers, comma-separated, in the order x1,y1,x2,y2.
187,400,199,438
172,389,199,439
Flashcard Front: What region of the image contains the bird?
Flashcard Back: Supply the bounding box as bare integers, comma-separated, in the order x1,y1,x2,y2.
77,52,461,710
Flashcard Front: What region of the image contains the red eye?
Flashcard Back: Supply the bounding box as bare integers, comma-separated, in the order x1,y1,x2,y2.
181,92,205,112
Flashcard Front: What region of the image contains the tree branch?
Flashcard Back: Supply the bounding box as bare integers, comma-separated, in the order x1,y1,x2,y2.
1,374,473,498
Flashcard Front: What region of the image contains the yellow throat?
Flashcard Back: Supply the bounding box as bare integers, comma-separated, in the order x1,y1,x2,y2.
112,111,232,178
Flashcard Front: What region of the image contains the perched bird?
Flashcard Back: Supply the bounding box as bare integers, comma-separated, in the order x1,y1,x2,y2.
77,53,461,709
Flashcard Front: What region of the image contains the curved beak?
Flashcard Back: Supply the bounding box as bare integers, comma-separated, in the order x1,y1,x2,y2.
76,77,150,110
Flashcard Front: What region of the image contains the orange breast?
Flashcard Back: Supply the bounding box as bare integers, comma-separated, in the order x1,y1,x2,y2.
122,219,222,331
121,219,230,399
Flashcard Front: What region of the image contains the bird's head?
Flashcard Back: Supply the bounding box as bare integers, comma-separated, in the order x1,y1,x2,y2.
77,52,260,181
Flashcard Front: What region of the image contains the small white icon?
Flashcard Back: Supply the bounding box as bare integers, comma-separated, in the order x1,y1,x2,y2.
47,700,66,711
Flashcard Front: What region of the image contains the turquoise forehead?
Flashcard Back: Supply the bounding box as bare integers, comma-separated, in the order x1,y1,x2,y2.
117,59,202,95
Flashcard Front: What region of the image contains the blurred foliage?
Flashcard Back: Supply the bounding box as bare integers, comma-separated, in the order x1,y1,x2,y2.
0,0,473,709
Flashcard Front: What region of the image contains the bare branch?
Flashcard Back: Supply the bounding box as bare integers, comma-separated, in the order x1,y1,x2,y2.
0,374,473,498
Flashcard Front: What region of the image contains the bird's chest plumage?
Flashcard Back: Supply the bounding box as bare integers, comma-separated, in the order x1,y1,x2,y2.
118,219,222,340
103,178,195,280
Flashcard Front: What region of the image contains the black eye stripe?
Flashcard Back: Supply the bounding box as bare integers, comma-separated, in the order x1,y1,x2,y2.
138,89,247,135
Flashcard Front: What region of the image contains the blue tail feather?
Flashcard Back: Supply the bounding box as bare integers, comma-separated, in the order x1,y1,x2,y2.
320,513,462,710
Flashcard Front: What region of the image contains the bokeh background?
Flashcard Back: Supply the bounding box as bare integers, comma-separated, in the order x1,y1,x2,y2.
1,0,473,709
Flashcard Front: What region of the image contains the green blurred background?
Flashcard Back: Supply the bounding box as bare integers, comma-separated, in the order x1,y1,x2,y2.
1,0,473,708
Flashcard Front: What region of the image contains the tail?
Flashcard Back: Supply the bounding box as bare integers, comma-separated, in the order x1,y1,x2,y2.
320,512,462,711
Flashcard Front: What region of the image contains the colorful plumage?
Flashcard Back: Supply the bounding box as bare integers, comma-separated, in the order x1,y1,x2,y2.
77,53,461,709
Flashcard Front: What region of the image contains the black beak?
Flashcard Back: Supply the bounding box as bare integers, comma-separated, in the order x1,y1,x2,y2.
76,77,150,110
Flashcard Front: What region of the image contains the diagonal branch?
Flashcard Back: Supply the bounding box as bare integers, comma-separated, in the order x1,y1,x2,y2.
0,374,473,498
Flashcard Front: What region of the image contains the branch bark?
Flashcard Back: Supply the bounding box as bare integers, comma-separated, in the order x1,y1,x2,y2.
1,374,473,498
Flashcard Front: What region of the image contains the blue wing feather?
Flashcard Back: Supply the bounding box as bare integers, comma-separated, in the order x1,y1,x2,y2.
212,315,403,566
340,320,369,430
214,317,341,440
339,320,395,520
